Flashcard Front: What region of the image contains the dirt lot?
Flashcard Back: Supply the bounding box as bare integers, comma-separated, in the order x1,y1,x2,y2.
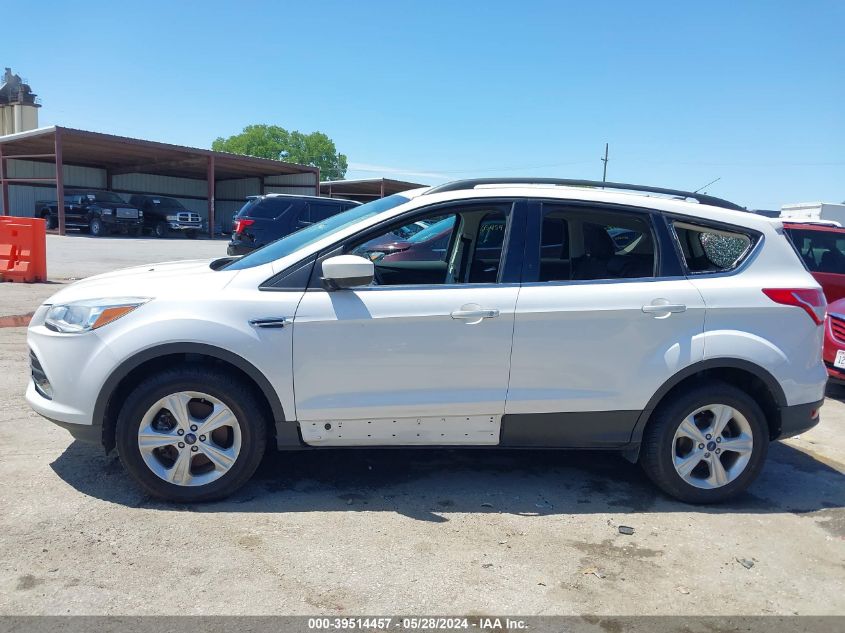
0,234,843,615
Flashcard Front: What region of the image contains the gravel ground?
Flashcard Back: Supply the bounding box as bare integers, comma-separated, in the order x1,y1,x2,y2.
0,235,843,615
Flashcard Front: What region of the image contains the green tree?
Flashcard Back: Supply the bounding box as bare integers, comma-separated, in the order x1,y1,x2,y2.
212,124,348,181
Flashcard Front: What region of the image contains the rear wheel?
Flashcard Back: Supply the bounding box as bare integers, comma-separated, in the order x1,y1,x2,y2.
116,366,268,502
640,381,768,503
42,213,57,230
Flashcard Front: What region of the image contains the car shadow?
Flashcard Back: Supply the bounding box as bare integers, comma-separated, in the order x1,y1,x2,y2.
50,440,845,520
825,382,845,403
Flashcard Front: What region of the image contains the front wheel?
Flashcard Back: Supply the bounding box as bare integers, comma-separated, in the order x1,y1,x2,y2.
89,217,105,237
154,221,168,238
115,366,268,502
639,381,768,504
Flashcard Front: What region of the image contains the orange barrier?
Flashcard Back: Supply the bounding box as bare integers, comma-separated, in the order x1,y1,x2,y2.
0,217,47,283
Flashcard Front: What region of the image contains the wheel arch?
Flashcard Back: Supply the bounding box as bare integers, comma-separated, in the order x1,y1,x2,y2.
628,358,787,453
96,343,286,452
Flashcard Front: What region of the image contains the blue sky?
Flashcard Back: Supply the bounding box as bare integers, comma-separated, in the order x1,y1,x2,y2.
5,0,844,209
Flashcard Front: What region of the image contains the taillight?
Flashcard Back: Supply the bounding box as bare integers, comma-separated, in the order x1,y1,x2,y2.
762,288,827,325
233,218,254,234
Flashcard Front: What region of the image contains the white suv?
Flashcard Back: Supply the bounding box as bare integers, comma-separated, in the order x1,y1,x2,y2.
26,179,827,503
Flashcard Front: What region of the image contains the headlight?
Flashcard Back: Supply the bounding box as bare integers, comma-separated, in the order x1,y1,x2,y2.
166,214,178,221
44,297,150,333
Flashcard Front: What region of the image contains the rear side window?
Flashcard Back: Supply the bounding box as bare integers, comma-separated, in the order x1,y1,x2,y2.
538,206,656,282
785,228,845,274
237,197,294,220
309,203,345,223
673,222,752,272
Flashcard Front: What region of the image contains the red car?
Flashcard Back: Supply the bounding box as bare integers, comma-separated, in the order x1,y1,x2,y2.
783,222,845,383
824,298,845,384
782,222,845,302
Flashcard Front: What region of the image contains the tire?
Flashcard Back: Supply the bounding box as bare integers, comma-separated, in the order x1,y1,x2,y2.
639,380,768,504
154,221,168,238
42,213,57,230
115,366,268,502
89,217,104,237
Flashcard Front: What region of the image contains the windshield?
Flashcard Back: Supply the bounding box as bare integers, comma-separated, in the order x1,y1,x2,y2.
224,194,411,271
149,196,184,209
81,191,125,204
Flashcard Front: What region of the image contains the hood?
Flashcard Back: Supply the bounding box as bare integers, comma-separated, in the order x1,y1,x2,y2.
44,259,236,305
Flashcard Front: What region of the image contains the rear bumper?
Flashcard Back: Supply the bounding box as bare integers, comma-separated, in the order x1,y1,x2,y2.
777,399,824,440
227,242,256,256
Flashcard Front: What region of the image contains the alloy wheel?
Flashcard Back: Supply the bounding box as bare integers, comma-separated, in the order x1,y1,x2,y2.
137,391,242,487
671,404,754,489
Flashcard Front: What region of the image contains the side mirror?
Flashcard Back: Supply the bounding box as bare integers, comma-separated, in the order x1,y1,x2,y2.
321,254,374,290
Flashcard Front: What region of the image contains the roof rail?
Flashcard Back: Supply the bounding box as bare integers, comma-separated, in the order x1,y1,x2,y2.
423,178,745,211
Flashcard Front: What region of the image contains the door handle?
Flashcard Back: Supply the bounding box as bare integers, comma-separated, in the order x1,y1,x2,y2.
642,301,686,317
450,304,500,324
248,317,288,328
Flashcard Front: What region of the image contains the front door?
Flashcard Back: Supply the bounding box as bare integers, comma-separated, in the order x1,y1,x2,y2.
292,201,523,446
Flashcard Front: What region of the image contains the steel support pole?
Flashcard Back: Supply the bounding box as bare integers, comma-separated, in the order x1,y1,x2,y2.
55,128,66,235
207,155,215,238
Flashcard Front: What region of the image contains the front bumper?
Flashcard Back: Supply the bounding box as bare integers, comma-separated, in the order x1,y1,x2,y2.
776,399,823,440
26,324,119,429
167,222,202,231
27,388,103,445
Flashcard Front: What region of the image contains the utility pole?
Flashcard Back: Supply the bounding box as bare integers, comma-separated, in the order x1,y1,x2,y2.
601,143,609,183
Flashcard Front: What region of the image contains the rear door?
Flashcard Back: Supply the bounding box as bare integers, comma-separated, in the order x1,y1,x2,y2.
291,200,525,446
504,202,706,446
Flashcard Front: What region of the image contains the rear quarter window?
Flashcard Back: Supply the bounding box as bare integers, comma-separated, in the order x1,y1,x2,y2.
673,221,753,273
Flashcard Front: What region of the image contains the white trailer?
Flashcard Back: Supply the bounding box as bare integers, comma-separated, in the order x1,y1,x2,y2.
781,202,845,225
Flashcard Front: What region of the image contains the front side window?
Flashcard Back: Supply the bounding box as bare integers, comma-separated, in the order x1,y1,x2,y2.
673,221,752,272
539,206,656,282
785,228,845,274
347,203,512,286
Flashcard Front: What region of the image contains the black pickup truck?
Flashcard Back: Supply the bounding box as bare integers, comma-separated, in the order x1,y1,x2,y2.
129,194,202,238
37,189,144,236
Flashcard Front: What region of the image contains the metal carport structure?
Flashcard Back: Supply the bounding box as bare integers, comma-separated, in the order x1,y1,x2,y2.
320,177,426,203
0,126,320,236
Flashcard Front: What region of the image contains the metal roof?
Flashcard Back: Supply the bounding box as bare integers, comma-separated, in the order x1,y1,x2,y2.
320,177,426,200
0,126,319,181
